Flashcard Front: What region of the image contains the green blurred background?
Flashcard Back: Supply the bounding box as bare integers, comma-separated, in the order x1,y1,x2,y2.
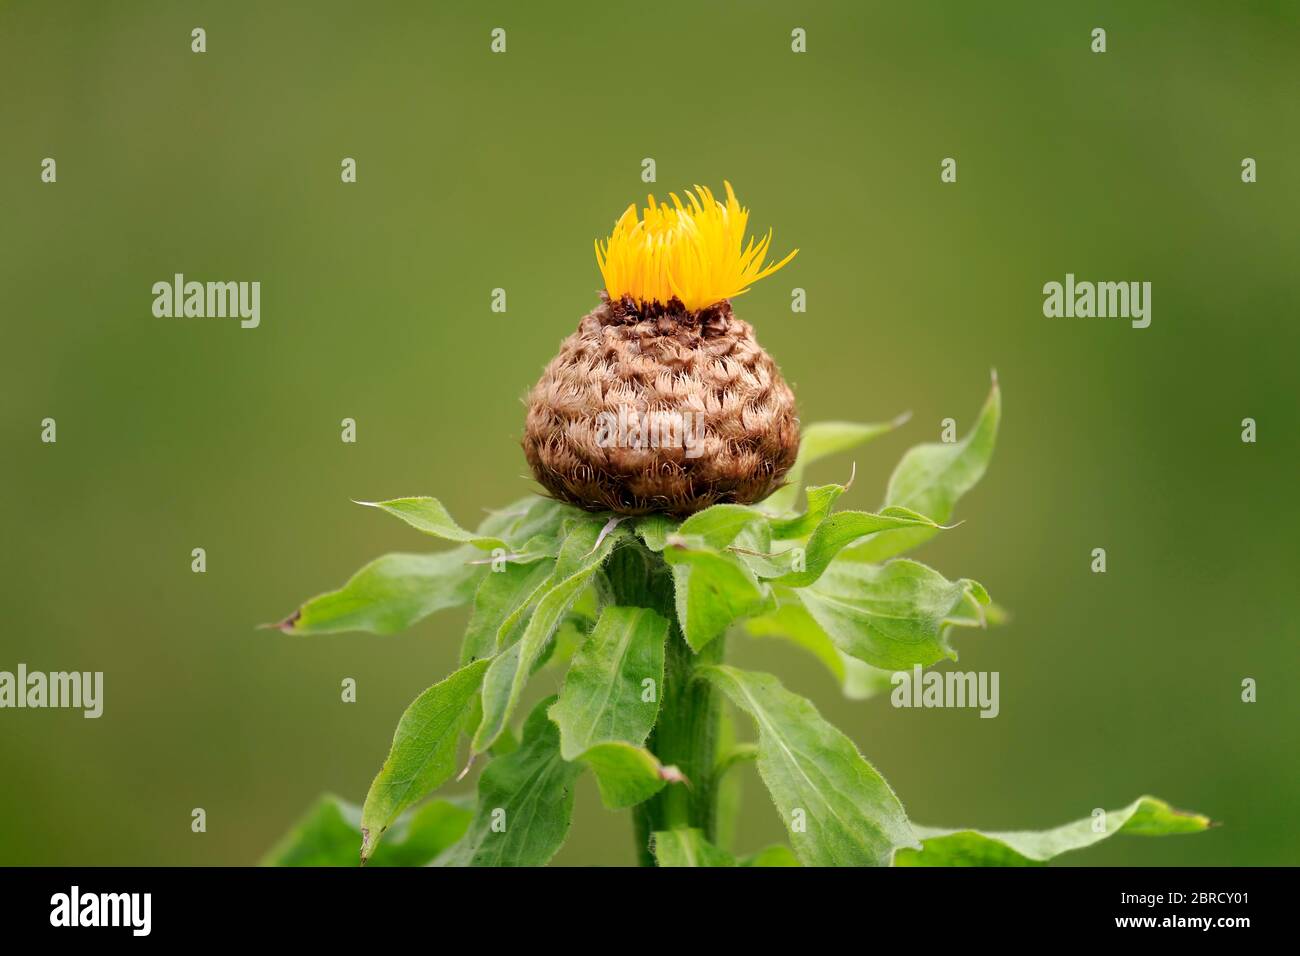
2,0,1297,866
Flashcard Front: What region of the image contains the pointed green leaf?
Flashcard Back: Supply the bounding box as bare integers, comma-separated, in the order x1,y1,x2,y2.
264,794,472,867
663,545,770,652
653,828,736,867
765,417,907,514
440,698,582,867
550,606,668,759
472,518,626,751
768,483,846,539
895,796,1214,866
460,558,557,664
699,664,916,866
275,548,482,635
490,539,590,657
359,658,490,861
844,377,1000,562
797,559,990,669
764,507,943,587
356,496,507,550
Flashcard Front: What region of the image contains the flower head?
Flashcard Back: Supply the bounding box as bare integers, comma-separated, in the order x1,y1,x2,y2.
594,182,798,313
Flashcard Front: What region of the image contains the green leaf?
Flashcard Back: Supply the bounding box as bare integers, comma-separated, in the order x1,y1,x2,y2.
743,602,844,682
473,518,626,752
676,504,766,550
764,416,907,514
764,506,943,588
460,558,557,664
497,496,577,557
744,602,896,701
372,798,474,866
653,828,736,867
837,658,900,701
663,545,770,652
728,520,787,579
637,502,764,556
536,607,596,675
263,794,471,867
580,742,681,809
550,606,668,759
440,698,582,867
359,658,490,861
946,587,992,629
475,498,536,537
548,605,677,809
844,376,1000,562
895,796,1214,866
699,664,915,866
740,845,801,867
768,483,845,540
274,548,482,635
797,559,990,669
356,496,507,550
635,514,678,552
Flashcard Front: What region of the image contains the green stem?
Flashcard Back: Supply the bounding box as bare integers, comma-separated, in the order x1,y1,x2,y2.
603,540,725,866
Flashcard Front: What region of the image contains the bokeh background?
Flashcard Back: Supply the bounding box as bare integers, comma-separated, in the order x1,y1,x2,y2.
2,0,1297,866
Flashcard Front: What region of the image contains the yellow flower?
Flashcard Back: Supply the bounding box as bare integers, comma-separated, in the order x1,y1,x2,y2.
595,182,798,312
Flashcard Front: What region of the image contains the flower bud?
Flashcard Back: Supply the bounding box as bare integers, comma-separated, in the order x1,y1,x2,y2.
523,184,800,515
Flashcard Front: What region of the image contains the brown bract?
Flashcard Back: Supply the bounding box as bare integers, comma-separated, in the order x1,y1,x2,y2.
523,295,800,516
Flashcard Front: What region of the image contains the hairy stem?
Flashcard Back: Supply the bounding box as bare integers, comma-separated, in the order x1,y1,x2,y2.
603,540,725,866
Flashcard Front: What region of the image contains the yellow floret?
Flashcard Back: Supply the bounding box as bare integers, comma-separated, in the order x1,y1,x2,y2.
595,182,798,312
